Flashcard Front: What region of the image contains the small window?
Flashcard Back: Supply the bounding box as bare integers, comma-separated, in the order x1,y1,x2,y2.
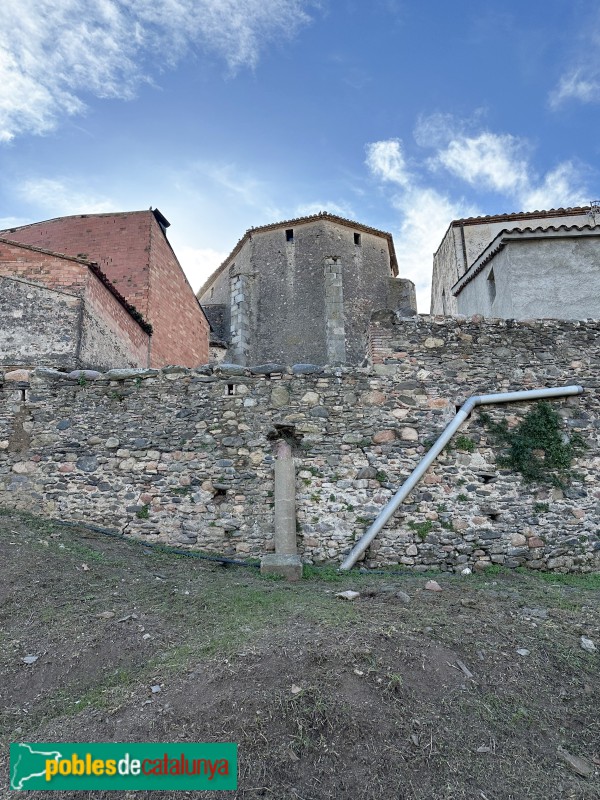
286,229,294,242
210,287,214,299
226,384,236,396
487,268,496,304
354,232,361,245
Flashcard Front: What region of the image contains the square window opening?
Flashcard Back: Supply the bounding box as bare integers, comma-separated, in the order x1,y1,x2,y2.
286,229,294,242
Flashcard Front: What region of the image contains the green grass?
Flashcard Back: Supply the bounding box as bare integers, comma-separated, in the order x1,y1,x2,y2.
302,564,344,582
408,520,433,541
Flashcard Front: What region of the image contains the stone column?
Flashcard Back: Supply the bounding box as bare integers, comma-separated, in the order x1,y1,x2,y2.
324,257,346,364
260,439,302,580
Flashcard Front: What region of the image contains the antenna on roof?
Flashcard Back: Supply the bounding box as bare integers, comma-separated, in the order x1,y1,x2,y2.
588,200,600,224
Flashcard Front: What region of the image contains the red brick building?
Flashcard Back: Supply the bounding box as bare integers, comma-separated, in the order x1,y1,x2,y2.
0,239,150,369
0,209,209,368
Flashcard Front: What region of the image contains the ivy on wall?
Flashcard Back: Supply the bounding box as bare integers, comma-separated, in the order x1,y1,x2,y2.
480,401,586,488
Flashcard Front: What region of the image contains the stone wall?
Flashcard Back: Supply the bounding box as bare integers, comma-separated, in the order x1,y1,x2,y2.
1,212,210,368
0,315,599,574
0,276,81,369
199,216,415,366
0,262,151,371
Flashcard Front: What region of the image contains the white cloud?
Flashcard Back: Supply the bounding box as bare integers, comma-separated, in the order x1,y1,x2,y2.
549,69,600,109
365,138,477,312
294,201,357,218
0,0,316,141
392,188,477,312
176,245,228,294
548,13,600,109
519,162,588,211
18,178,115,215
432,132,530,194
365,139,411,187
0,216,31,231
420,115,589,211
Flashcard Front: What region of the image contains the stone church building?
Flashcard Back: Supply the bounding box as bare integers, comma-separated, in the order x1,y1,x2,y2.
198,212,416,366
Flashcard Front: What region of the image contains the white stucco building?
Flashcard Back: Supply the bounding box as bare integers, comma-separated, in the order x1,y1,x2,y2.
431,206,599,319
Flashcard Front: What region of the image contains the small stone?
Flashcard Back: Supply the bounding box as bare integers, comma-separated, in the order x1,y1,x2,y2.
400,427,419,441
424,337,444,348
516,648,530,656
104,368,158,380
362,390,387,405
270,386,290,408
373,429,395,444
301,391,320,405
336,590,360,601
395,591,411,604
12,462,35,474
151,684,162,693
215,363,247,377
105,438,120,449
68,370,101,381
76,456,98,472
5,369,30,382
424,580,442,592
22,655,38,664
406,544,418,556
557,746,595,778
356,466,377,479
580,637,596,653
249,363,287,375
528,537,545,548
461,567,472,576
96,611,116,619
291,364,322,374
290,684,302,695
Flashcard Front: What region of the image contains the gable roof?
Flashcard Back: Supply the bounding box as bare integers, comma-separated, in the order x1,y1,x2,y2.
198,211,398,297
449,206,591,228
451,222,600,296
0,236,153,334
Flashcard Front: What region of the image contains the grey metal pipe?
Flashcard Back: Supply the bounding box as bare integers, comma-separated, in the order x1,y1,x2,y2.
339,385,584,571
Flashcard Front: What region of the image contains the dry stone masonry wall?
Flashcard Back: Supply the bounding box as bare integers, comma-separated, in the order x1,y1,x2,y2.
1,315,599,573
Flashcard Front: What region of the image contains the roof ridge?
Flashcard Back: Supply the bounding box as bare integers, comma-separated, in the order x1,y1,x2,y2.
0,209,154,235
197,211,398,298
451,205,591,226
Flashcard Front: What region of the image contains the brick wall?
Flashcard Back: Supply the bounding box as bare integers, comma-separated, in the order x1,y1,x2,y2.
2,212,209,367
147,220,209,367
0,240,150,370
1,213,152,314
0,240,88,295
81,272,150,368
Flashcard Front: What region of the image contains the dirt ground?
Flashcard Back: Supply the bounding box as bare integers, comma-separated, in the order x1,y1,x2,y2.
0,509,599,800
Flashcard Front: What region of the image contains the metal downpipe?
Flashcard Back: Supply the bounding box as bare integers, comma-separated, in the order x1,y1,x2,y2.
339,385,584,572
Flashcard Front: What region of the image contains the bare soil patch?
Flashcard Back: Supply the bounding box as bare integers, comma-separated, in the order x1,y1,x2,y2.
0,509,599,799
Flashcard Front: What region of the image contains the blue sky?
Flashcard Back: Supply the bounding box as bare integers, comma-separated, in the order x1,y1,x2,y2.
1,1,598,311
